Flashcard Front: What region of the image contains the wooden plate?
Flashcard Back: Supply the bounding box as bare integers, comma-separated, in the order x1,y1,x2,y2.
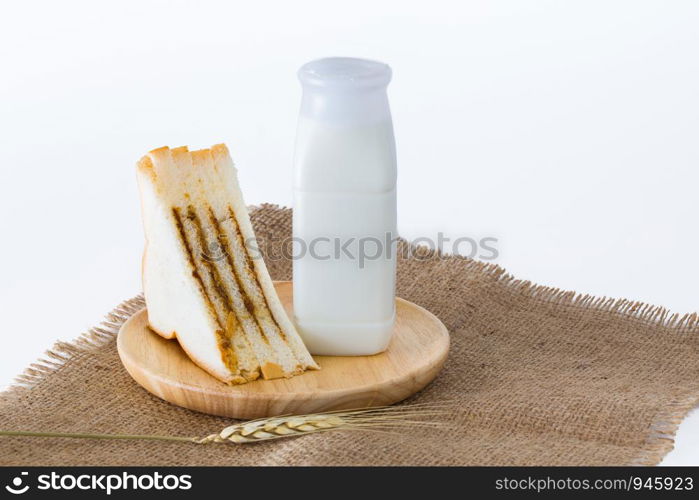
117,281,449,419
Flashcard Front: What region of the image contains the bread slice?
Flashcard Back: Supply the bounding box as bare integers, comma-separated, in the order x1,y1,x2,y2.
136,144,318,384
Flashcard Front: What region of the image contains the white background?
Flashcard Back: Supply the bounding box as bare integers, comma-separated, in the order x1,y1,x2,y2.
1,0,697,464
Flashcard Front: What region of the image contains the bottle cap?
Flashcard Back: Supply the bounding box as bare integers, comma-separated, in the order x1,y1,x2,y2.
298,57,392,90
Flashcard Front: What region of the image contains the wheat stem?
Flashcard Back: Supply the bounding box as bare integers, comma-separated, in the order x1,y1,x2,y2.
0,430,197,443
0,404,446,445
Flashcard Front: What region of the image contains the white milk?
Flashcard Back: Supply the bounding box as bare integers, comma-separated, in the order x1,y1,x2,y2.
293,58,397,355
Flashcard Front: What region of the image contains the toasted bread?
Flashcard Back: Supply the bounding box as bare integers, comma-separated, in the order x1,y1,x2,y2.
136,144,318,384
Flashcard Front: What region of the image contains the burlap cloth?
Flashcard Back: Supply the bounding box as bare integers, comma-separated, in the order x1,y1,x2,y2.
1,205,698,466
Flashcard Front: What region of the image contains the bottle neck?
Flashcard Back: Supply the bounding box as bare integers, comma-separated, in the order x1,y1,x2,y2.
299,86,392,125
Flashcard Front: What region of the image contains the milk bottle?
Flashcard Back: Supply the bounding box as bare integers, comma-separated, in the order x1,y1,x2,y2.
293,57,397,355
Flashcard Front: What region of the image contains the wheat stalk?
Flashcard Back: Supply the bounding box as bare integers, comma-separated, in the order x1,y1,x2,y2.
0,404,447,445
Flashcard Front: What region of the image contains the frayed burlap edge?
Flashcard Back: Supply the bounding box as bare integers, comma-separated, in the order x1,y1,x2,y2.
2,204,697,465
4,295,145,394
399,237,699,466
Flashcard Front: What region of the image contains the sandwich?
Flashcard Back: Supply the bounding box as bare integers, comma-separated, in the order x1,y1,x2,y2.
136,144,318,384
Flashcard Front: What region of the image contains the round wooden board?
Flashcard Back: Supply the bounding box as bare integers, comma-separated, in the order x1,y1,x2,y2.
117,281,449,419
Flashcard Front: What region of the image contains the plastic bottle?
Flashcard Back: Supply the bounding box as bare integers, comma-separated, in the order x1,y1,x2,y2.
292,57,397,355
